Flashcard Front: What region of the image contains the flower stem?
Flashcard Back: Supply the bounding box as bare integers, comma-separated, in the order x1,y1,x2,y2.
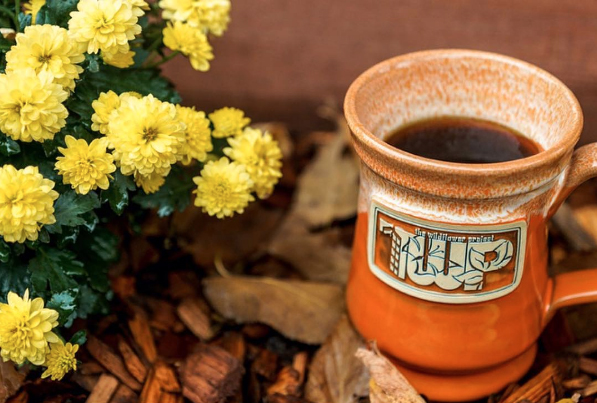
0,5,17,30
14,0,20,32
145,51,180,69
145,36,163,54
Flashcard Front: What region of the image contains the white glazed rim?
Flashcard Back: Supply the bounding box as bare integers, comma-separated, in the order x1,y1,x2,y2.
344,49,583,182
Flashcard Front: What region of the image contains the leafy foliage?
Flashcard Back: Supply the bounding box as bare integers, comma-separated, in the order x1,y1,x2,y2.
133,165,196,217
0,0,257,346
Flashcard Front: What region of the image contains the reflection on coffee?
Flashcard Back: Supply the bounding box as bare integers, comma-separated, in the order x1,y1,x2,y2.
385,116,542,164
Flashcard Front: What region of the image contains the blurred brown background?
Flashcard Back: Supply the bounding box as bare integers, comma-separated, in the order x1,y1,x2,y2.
163,0,597,144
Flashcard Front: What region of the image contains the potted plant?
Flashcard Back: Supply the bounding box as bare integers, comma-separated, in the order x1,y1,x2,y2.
0,0,282,381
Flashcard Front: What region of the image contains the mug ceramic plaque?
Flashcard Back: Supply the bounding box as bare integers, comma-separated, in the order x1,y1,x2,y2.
344,49,597,401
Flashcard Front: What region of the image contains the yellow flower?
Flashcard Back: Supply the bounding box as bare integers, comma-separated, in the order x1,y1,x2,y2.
163,21,213,71
208,107,250,138
0,290,60,365
23,0,46,24
68,0,141,55
55,136,116,195
0,165,59,243
102,49,136,68
108,94,185,177
41,341,79,381
177,105,212,164
6,25,85,93
0,69,68,143
224,128,283,199
134,171,165,194
159,0,230,36
91,91,141,134
129,0,150,16
193,157,254,218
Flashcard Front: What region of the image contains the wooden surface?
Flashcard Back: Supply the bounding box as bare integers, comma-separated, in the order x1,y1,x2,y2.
163,0,597,143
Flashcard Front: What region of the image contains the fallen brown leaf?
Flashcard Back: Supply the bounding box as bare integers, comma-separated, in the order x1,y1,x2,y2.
291,130,359,228
0,361,25,403
305,316,369,403
174,203,283,267
356,344,425,403
203,276,345,344
268,215,352,284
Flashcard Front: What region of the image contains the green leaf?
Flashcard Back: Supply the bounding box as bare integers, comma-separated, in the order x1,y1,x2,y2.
36,0,79,28
133,165,193,217
18,13,31,29
41,131,66,158
76,284,110,319
0,258,30,301
0,239,10,263
48,191,101,232
37,228,50,244
47,289,79,327
69,330,87,346
66,77,100,124
55,226,79,248
85,65,181,103
101,170,136,215
82,227,119,263
86,54,100,73
29,247,83,294
0,136,20,156
74,227,118,293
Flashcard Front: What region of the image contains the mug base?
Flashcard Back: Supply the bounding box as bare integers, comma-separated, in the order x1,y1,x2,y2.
388,344,537,402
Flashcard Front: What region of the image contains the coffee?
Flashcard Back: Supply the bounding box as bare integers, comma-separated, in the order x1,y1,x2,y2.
385,116,542,164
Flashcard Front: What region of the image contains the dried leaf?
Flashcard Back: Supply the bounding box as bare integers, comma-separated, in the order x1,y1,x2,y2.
174,203,283,267
305,316,369,403
268,215,352,284
356,344,425,403
0,361,25,403
291,132,359,228
203,276,345,344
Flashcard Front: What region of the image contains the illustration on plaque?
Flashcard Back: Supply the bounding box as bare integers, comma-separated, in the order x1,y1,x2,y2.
368,201,527,303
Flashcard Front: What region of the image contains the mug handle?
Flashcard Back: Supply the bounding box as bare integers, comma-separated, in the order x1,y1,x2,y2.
543,143,597,326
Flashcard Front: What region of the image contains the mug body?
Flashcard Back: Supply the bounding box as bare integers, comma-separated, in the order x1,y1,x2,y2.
344,50,583,401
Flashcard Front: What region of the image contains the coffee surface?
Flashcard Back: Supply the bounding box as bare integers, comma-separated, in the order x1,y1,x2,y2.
385,116,542,164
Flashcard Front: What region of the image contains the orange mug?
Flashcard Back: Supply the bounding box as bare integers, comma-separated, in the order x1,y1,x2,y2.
344,49,597,401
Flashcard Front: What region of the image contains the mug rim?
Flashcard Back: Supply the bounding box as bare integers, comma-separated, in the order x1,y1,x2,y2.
344,49,584,194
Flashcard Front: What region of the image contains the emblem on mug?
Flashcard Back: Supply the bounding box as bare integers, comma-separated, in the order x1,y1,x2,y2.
368,200,527,303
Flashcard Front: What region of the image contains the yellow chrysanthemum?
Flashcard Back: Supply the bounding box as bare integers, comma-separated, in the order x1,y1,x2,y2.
129,0,150,16
6,25,85,93
193,157,254,218
102,49,136,68
159,0,231,36
163,21,213,71
23,0,46,24
134,171,165,194
0,165,59,243
208,107,250,138
55,136,116,195
91,91,120,134
91,91,141,135
0,290,60,365
0,69,68,143
176,105,212,164
108,94,185,177
224,128,283,199
68,0,141,55
41,341,79,381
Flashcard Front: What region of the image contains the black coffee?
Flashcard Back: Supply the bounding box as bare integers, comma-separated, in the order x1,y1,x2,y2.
385,116,542,164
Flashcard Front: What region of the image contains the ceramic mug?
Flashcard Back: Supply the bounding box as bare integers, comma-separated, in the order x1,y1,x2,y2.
344,49,597,401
